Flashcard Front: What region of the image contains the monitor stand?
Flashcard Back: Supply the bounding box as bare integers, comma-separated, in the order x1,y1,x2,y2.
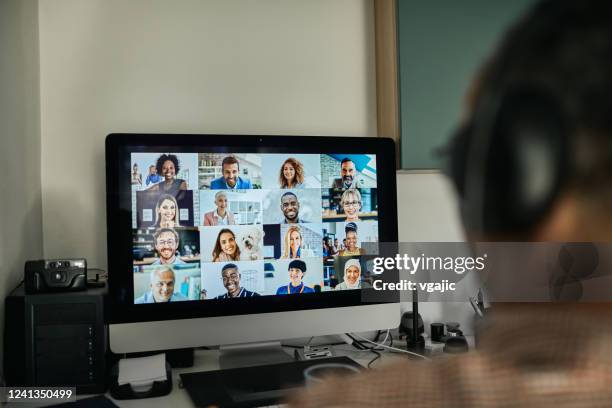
219,341,294,370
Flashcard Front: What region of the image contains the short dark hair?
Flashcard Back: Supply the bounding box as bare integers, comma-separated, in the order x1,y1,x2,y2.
155,154,180,175
281,191,298,201
288,259,307,273
222,156,239,169
222,263,238,273
340,157,353,165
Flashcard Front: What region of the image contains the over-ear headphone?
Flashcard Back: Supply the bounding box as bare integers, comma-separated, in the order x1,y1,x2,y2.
447,84,570,236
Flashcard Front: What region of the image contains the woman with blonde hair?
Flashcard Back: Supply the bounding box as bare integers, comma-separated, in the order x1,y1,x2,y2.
278,157,305,189
282,226,304,259
340,188,362,222
154,194,181,228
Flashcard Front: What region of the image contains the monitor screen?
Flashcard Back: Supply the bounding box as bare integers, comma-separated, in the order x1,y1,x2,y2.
106,135,397,324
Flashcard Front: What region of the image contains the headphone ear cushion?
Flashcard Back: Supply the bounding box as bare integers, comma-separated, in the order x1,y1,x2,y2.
450,88,569,235
482,88,569,234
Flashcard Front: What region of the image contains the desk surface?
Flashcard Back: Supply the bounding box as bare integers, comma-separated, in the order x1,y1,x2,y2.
108,345,408,408
4,343,422,408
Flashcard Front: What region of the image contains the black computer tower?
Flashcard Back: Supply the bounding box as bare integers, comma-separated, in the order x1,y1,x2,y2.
4,284,107,393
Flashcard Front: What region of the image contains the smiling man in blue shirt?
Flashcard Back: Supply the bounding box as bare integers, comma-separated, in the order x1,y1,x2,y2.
210,156,252,189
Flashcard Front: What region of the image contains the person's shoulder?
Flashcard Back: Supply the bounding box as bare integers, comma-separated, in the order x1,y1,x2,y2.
210,177,224,188
171,293,188,301
134,292,151,303
331,178,342,188
276,286,287,295
238,177,252,188
303,286,315,293
244,289,260,297
334,282,347,290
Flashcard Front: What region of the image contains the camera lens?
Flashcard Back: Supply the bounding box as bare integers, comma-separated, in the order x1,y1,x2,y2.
49,262,57,269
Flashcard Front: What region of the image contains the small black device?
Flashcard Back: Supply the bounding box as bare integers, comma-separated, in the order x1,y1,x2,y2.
24,258,87,293
430,323,445,342
180,356,362,407
4,284,107,393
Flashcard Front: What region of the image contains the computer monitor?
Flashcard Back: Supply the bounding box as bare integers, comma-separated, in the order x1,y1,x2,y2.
106,134,399,353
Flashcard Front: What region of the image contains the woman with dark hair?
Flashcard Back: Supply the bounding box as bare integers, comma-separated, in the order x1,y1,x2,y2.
147,154,187,194
212,228,241,262
278,157,305,189
154,194,181,228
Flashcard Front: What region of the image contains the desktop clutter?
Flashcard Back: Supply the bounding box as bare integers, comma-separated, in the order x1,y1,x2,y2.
4,257,481,406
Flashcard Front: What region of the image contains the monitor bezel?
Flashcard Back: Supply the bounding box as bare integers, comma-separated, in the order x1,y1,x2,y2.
106,134,398,324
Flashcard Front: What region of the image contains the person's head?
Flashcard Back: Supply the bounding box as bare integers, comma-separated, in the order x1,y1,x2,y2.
214,191,228,211
343,259,361,287
156,154,180,182
154,194,179,227
221,263,241,297
213,228,240,260
280,192,300,222
450,0,612,242
154,228,180,263
284,226,303,256
341,189,362,220
221,156,240,188
323,236,331,248
345,223,359,252
133,163,138,172
279,158,305,188
148,165,157,175
149,266,176,302
288,259,307,286
340,158,357,186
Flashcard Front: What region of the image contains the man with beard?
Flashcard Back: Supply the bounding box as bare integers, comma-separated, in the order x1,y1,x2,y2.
332,158,363,189
215,263,260,299
135,267,187,303
279,192,310,224
210,156,252,189
152,228,185,265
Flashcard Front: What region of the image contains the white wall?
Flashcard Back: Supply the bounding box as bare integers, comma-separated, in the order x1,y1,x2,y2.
0,0,43,379
38,0,377,270
396,171,477,334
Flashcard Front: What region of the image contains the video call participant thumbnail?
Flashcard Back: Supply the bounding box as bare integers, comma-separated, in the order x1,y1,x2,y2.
134,267,187,303
215,263,260,299
211,156,252,189
341,189,362,222
280,192,309,224
154,194,181,228
334,259,362,290
339,222,365,256
276,259,315,294
332,158,364,189
203,191,236,226
146,154,187,194
212,228,241,262
279,157,305,189
153,228,185,265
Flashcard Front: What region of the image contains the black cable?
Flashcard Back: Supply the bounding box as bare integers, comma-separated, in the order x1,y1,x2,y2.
367,350,382,368
372,330,382,343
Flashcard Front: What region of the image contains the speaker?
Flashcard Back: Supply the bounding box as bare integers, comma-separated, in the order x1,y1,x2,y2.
4,284,107,393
